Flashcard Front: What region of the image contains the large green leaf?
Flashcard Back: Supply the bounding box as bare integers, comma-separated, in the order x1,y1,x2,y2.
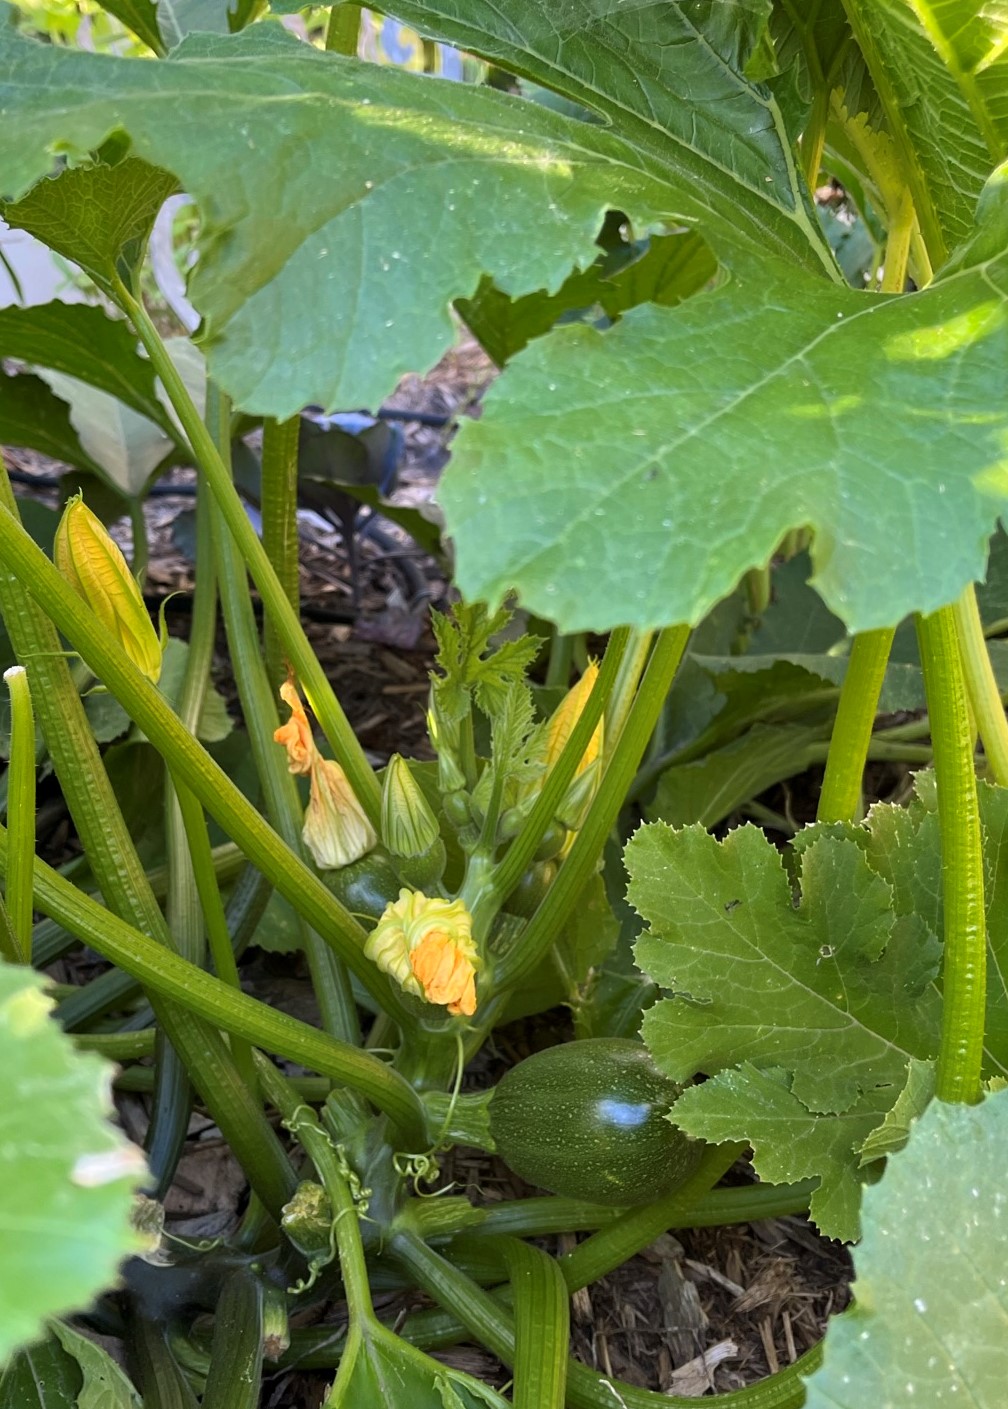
375,0,834,266
0,15,837,417
0,370,107,477
458,229,717,367
839,0,1006,262
0,966,147,1367
0,302,171,430
32,368,174,499
631,776,1008,1238
442,181,1008,634
647,721,826,828
2,156,178,289
49,1322,143,1409
802,1087,1008,1408
629,823,942,1238
0,1333,83,1408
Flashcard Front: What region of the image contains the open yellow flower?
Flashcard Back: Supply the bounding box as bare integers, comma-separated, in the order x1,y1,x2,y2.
274,680,376,868
365,889,478,1016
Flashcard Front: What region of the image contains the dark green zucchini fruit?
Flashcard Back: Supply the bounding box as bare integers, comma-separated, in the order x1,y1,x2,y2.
488,1037,702,1206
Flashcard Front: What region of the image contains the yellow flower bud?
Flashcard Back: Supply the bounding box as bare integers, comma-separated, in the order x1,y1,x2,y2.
545,661,603,777
364,888,478,1016
54,494,162,683
543,662,604,856
381,753,440,858
274,680,377,868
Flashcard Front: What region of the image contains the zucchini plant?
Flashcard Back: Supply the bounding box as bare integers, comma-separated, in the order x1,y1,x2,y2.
0,2,1007,1407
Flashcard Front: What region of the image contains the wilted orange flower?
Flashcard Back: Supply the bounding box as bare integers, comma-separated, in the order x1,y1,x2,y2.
274,680,376,868
275,680,316,776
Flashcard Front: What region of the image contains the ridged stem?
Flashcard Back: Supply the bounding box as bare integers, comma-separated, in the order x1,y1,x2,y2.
259,415,301,686
3,664,34,959
405,1178,814,1244
916,607,986,1103
816,627,895,823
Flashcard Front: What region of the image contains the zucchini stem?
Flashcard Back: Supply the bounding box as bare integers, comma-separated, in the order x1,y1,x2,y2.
916,607,986,1104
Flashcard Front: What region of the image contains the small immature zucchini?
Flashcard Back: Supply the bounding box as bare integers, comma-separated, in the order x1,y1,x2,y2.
488,1037,702,1206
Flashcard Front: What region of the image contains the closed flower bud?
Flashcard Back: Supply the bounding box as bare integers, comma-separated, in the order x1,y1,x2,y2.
545,661,604,776
544,662,604,856
54,494,162,683
381,753,440,857
364,888,478,1017
274,680,377,869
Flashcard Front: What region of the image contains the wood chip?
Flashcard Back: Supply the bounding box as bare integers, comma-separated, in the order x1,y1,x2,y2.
782,1309,797,1364
657,1258,709,1367
683,1258,746,1299
666,1338,738,1397
759,1317,780,1375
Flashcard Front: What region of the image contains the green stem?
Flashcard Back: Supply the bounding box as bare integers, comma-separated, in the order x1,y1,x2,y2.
494,626,689,992
209,395,361,1048
110,276,381,827
325,1,361,54
801,82,829,191
544,631,575,689
744,565,771,618
254,1053,374,1318
3,665,34,960
502,1238,569,1409
604,629,653,749
73,1029,156,1059
558,1144,744,1290
916,608,986,1104
816,626,896,823
0,498,412,1023
174,783,257,1092
405,1175,813,1246
879,183,916,295
259,415,301,686
952,583,1008,786
159,481,222,1165
0,824,427,1145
